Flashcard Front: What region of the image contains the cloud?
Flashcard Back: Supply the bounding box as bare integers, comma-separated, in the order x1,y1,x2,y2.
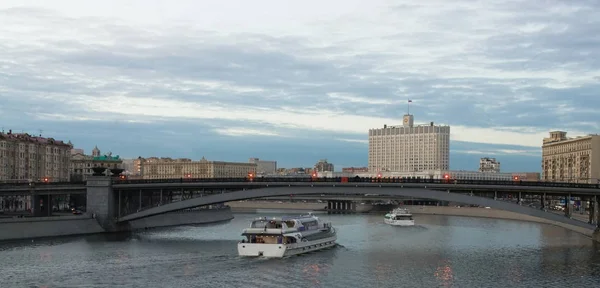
215,128,279,137
454,149,540,157
1,0,599,171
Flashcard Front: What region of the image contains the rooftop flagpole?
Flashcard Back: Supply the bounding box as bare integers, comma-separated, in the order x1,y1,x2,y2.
407,99,412,115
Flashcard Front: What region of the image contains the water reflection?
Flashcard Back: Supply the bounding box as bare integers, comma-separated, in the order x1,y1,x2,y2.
434,260,454,287
0,214,599,287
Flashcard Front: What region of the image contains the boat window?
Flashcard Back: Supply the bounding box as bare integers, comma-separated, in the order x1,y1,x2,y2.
284,221,296,228
251,220,267,228
301,220,318,230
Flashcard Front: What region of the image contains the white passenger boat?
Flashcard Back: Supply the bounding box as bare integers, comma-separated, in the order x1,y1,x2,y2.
384,207,415,226
237,212,337,258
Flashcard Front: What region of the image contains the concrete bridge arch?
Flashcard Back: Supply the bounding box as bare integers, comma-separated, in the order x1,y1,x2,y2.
117,186,598,232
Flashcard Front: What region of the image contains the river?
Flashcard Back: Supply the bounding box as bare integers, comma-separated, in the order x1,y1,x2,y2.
1,212,599,287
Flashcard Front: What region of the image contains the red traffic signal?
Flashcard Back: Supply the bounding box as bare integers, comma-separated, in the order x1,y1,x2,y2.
513,176,519,181
377,173,382,178
119,175,126,180
248,172,254,178
443,174,449,179
42,177,49,182
312,173,317,177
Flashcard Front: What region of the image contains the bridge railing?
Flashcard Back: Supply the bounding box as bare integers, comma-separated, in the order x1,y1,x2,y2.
112,176,600,189
0,181,86,188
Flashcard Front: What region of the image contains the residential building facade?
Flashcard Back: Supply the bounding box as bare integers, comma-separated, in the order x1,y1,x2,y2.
314,159,334,172
139,157,256,179
542,131,600,183
479,157,501,173
368,114,450,173
70,146,123,181
0,130,72,182
249,158,277,175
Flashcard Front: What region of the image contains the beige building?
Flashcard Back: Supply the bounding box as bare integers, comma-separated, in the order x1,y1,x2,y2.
369,114,450,172
0,130,72,182
140,157,256,179
542,131,600,183
70,146,123,181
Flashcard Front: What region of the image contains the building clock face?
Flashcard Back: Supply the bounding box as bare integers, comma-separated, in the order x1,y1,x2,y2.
403,118,408,123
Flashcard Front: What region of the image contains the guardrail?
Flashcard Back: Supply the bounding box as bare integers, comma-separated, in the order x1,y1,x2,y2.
113,177,600,189
0,181,85,188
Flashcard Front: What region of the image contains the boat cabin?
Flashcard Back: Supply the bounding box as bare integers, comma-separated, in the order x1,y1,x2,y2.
385,214,413,221
241,233,298,244
250,218,297,230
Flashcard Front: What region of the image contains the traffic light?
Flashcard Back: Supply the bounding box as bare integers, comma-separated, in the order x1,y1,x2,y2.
513,176,519,181
444,174,449,179
42,177,49,183
119,175,126,180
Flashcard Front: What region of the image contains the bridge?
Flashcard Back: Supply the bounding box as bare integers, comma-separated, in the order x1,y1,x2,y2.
105,177,600,236
3,175,600,241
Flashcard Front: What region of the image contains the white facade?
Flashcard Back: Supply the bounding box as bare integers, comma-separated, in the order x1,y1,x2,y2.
121,159,135,175
368,114,450,172
249,158,277,175
479,157,501,173
317,170,514,181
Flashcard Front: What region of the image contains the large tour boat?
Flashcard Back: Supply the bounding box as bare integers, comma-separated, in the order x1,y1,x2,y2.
237,213,337,258
384,207,415,226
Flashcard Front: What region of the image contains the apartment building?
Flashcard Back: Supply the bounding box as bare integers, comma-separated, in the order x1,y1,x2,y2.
249,158,277,175
368,114,450,172
70,146,123,181
542,131,600,183
139,156,256,179
479,157,501,173
314,159,334,172
0,130,72,182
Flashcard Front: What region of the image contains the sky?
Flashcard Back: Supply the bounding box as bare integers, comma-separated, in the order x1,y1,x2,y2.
1,0,599,172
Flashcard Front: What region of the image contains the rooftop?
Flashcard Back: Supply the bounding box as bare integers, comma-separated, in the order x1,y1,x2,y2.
0,130,72,147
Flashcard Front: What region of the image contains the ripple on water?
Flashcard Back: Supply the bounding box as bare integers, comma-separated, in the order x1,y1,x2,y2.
0,214,599,288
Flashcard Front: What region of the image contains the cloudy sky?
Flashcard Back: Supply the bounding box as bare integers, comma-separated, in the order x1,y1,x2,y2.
1,0,599,172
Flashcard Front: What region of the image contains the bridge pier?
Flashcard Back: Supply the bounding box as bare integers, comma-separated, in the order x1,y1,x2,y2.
518,192,522,205
589,196,595,225
87,176,129,232
541,193,546,211
564,194,572,218
327,200,356,214
595,196,600,227
30,194,53,217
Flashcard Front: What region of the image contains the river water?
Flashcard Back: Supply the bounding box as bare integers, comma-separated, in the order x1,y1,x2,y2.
1,212,599,287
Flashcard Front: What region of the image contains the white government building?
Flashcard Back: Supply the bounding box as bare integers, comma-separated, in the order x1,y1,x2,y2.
368,114,450,173
317,114,539,181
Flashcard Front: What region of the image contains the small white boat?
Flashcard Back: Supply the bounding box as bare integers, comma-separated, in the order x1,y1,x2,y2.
384,207,415,226
237,212,337,258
